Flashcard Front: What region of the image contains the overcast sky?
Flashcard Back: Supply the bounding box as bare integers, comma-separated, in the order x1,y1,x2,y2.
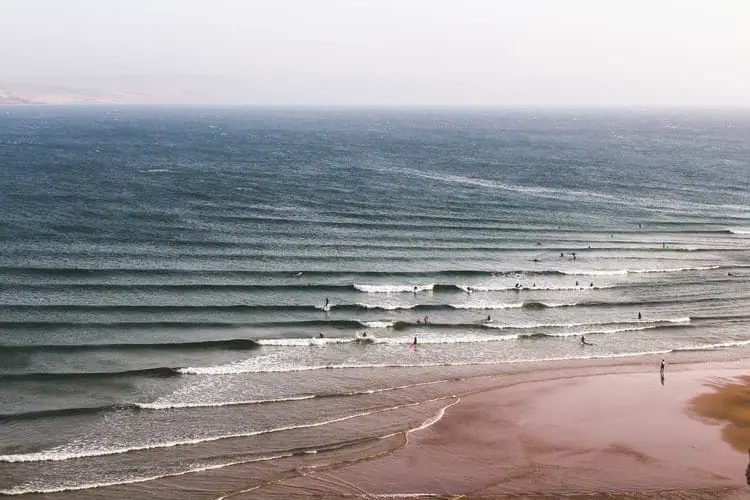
2,0,749,106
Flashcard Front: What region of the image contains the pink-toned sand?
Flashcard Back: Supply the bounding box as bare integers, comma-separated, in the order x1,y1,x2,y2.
29,358,750,500
237,363,750,499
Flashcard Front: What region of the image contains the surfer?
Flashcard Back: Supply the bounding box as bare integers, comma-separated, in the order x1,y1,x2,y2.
293,271,303,277
413,336,417,345
318,333,325,339
486,315,491,322
324,297,329,310
581,335,587,346
638,312,642,320
413,286,418,294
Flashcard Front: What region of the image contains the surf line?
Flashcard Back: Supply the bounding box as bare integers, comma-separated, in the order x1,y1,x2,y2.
0,395,459,463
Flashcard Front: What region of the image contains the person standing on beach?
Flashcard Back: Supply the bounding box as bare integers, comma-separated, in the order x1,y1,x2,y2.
660,359,666,375
413,336,417,346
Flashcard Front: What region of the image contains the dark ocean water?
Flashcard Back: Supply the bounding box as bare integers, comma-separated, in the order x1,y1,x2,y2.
0,106,749,496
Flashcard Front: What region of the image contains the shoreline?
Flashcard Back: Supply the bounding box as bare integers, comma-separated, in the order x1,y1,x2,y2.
249,360,750,499
8,353,750,499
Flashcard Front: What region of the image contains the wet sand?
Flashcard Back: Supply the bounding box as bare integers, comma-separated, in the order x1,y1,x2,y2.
240,362,750,499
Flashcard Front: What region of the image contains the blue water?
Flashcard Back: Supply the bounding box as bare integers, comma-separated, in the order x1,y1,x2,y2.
1,106,749,495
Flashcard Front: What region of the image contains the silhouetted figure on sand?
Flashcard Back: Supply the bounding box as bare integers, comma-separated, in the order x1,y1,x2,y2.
745,450,750,485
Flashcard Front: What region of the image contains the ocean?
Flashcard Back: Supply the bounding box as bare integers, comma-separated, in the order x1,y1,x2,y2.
0,106,749,497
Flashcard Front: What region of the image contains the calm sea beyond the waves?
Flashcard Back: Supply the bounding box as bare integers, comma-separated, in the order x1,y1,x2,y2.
0,106,749,496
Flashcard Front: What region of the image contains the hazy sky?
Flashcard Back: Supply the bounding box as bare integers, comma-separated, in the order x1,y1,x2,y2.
2,0,749,106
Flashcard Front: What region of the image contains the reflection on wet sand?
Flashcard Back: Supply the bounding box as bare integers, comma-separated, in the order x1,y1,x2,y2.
690,375,750,452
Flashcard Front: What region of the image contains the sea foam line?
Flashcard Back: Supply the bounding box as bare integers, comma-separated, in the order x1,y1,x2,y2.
408,397,460,435
486,317,691,330
561,265,720,276
135,394,316,410
354,283,435,293
0,454,290,496
0,396,454,463
179,340,750,377
139,379,451,411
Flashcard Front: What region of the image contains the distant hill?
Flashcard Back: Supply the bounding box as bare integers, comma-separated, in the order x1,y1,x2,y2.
0,82,206,105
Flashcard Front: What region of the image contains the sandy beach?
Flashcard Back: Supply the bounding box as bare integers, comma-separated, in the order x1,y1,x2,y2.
240,361,750,500
18,355,750,500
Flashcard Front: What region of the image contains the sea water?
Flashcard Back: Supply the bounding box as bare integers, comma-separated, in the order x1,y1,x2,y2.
0,106,749,495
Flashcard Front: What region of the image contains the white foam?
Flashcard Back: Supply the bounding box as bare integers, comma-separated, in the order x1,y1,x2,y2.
561,269,628,276
729,229,750,235
256,337,352,346
0,396,455,464
379,333,519,345
354,283,435,293
135,394,315,410
533,323,685,338
450,302,523,310
678,339,750,351
629,265,720,274
360,320,396,328
0,454,290,495
356,303,417,310
461,284,614,291
408,397,459,434
486,316,690,330
561,266,719,276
